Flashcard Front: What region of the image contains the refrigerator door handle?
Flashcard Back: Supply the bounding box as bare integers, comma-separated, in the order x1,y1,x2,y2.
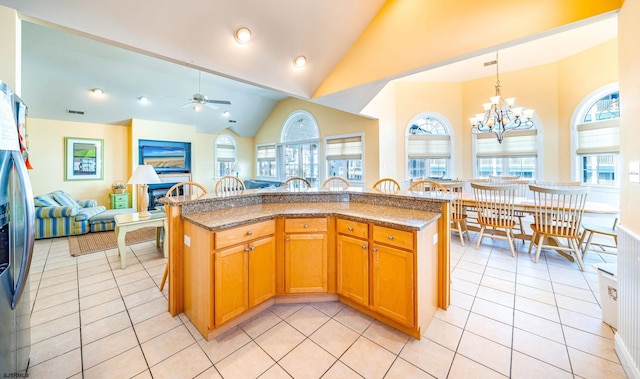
11,150,34,310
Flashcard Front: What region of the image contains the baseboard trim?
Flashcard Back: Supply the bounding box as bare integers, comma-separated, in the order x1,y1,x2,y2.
615,333,640,379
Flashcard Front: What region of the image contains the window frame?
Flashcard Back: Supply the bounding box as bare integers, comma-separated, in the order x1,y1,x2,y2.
404,112,454,180
214,134,237,179
324,132,365,185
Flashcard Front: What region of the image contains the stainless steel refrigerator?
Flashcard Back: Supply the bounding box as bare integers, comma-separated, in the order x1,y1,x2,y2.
0,81,35,374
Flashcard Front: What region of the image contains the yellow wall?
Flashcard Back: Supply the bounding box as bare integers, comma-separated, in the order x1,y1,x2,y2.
364,39,617,183
619,0,640,232
255,98,379,186
26,118,129,207
315,0,622,97
0,5,20,93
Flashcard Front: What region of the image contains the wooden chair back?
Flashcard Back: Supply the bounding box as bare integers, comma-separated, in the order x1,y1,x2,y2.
166,181,208,199
372,178,401,193
528,184,590,238
282,177,311,190
534,180,582,189
408,179,447,192
322,177,350,190
471,182,518,229
215,176,245,195
488,175,521,182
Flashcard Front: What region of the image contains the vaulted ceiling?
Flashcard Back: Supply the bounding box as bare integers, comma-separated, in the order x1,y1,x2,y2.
0,1,619,136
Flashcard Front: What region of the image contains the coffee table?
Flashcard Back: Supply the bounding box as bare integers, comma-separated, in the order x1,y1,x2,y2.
114,211,168,269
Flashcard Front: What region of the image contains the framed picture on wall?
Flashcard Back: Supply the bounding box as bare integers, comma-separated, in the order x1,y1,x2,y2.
65,137,104,180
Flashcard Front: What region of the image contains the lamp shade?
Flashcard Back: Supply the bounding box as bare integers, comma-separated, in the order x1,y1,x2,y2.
127,165,161,185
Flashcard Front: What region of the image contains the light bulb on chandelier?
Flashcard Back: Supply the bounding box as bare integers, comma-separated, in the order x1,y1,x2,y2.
469,51,535,143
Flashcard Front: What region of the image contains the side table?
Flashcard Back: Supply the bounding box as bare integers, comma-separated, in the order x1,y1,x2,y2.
114,211,167,269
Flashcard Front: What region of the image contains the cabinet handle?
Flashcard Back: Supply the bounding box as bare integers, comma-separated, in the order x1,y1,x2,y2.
285,237,290,242
362,244,367,249
250,245,255,251
388,235,394,240
247,231,253,236
304,223,309,228
372,247,378,252
243,247,249,253
348,226,354,231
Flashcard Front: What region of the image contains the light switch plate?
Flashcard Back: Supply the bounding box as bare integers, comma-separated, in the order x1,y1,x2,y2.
629,161,640,184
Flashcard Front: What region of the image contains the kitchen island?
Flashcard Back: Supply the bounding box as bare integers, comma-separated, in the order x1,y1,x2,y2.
160,187,455,340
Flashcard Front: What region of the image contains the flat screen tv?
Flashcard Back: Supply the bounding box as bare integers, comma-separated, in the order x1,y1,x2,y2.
138,139,191,174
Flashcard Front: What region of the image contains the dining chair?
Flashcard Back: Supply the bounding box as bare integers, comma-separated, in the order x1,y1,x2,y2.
282,177,311,190
321,176,350,190
408,179,447,192
372,178,401,193
447,182,471,246
488,175,521,182
471,182,519,256
161,181,209,291
166,181,208,198
215,176,246,195
580,218,618,258
534,180,582,189
528,184,590,271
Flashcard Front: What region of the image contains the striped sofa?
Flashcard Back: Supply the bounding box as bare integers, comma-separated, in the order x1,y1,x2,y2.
34,190,106,239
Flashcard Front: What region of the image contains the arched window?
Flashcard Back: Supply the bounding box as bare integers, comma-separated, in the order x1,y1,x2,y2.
280,110,320,187
573,86,619,186
406,113,452,179
214,134,237,178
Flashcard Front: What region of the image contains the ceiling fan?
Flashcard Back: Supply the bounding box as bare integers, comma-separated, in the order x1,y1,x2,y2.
182,71,231,111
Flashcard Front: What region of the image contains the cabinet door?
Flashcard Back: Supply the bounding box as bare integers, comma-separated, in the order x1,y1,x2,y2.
214,244,249,326
248,236,276,308
337,235,369,306
371,243,414,326
285,233,328,293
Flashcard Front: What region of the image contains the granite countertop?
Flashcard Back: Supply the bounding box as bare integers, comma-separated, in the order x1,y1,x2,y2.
182,202,441,231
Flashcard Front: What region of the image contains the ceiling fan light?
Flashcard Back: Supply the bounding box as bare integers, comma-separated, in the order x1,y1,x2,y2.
223,111,230,117
91,88,103,96
193,104,202,112
293,55,307,68
138,96,149,104
234,26,252,44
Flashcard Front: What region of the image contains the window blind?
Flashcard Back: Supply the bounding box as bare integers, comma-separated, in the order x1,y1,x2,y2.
576,119,619,154
476,129,537,157
326,136,362,160
216,143,235,162
407,135,450,158
257,144,276,161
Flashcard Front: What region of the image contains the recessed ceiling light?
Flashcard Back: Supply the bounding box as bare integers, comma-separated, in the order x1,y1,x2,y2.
90,88,104,96
223,111,230,117
193,104,203,112
138,96,149,104
234,26,252,44
293,55,307,68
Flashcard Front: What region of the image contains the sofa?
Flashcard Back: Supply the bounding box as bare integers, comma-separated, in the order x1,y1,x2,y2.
33,190,134,239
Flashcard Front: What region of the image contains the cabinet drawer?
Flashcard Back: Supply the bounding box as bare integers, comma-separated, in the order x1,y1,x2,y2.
284,217,327,233
215,220,275,249
337,218,368,239
372,225,414,251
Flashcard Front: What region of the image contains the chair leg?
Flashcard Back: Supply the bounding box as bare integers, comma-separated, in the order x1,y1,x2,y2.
582,230,595,260
534,234,544,263
506,229,516,257
159,261,169,291
456,221,465,247
570,238,585,271
463,220,471,241
475,226,486,250
528,232,537,255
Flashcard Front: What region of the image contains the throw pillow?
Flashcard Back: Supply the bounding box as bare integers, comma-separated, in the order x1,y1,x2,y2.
51,190,81,208
34,194,60,207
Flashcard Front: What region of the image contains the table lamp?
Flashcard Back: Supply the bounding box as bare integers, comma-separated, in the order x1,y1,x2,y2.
128,164,161,218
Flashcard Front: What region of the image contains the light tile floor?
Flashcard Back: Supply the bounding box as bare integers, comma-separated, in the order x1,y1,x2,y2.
26,230,627,378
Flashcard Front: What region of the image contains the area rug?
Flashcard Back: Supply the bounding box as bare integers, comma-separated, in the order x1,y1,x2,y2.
69,227,157,256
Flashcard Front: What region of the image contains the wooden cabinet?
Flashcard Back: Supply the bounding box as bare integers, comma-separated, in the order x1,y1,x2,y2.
284,218,328,294
337,218,415,327
214,221,275,326
337,234,369,306
110,193,129,209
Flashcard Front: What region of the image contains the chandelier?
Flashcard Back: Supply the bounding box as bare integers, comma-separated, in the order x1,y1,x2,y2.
469,51,534,143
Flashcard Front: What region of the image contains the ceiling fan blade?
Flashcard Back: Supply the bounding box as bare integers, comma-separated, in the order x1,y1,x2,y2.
205,99,231,105
204,103,219,110
181,102,194,108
